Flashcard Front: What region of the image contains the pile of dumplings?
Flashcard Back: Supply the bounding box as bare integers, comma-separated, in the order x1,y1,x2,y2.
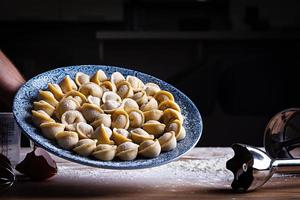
31,70,186,161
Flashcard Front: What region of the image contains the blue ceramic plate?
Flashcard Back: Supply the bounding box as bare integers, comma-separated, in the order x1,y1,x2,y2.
13,65,202,169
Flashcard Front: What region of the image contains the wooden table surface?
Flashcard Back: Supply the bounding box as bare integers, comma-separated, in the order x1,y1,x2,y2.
1,148,300,200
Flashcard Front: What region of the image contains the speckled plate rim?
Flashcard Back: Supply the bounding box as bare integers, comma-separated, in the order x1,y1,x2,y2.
13,65,202,170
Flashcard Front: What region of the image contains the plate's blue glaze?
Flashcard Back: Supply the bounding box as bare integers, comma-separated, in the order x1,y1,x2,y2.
13,65,202,169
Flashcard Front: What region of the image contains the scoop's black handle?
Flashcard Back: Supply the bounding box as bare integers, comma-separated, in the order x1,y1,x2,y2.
226,144,254,192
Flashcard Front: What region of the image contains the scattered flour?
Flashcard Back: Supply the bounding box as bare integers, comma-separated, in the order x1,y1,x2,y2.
56,148,234,189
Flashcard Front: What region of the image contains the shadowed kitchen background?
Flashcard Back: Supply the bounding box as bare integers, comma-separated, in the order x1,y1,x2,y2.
1,0,300,146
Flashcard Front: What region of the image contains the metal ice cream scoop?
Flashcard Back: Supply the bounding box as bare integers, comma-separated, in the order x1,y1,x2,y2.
226,143,300,192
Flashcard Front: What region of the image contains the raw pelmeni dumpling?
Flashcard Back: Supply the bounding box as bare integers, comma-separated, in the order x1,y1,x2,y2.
63,91,87,105
110,72,125,85
111,109,129,129
121,98,139,113
87,95,101,106
138,139,161,158
113,128,130,138
92,124,114,145
126,75,144,92
73,139,97,156
144,83,160,96
131,90,147,106
154,90,174,104
158,131,177,152
166,119,186,141
161,108,183,125
75,72,90,86
79,82,103,98
112,128,131,145
33,100,55,116
40,122,65,140
55,96,80,119
90,114,111,128
76,122,94,139
59,75,78,93
80,103,104,122
158,100,180,112
61,110,86,131
38,90,59,107
92,144,117,161
142,120,166,137
101,100,122,113
116,80,133,98
48,83,64,100
143,109,163,121
32,110,55,126
90,70,108,85
55,131,79,150
128,109,144,128
140,98,158,112
100,80,116,92
130,128,154,144
116,142,139,161
102,91,122,103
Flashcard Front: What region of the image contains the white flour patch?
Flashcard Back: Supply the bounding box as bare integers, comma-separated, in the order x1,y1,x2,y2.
56,148,234,189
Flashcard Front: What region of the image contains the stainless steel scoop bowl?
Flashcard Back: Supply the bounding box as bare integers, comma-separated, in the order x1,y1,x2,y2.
264,108,300,159
226,143,300,192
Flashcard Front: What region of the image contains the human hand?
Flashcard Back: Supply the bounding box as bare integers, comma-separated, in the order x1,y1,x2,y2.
0,50,25,110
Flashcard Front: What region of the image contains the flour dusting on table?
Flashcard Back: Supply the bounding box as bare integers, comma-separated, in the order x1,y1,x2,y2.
56,148,234,190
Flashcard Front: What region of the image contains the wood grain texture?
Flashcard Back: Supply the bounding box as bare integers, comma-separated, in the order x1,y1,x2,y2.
1,148,300,200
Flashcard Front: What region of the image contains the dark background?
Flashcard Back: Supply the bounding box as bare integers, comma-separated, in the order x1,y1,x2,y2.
1,0,300,147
